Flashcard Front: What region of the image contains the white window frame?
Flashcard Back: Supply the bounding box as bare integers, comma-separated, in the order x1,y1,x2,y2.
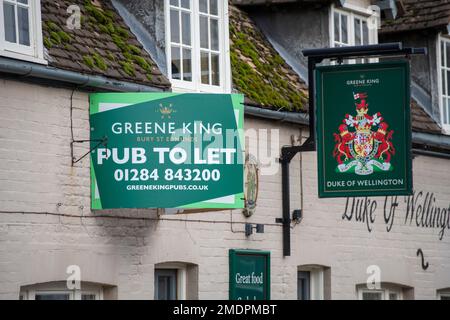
165,0,231,93
357,287,403,300
20,282,104,300
330,5,378,63
437,33,450,134
0,0,46,64
155,263,187,300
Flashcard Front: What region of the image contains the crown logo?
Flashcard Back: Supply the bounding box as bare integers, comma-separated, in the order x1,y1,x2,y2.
158,103,176,119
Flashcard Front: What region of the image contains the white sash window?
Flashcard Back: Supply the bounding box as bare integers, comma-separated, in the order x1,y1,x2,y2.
0,0,45,63
438,35,450,133
165,0,231,93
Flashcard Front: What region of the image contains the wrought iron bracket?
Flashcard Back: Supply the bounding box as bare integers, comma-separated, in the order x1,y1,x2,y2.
71,137,108,166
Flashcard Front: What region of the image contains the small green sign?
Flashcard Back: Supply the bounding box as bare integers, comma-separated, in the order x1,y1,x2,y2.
316,61,413,198
90,93,244,209
229,249,270,300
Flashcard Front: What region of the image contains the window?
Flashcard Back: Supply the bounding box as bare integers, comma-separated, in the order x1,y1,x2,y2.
331,6,377,63
0,0,45,63
297,271,310,300
155,269,178,300
166,0,230,92
297,265,331,300
20,281,104,300
437,289,450,300
357,286,404,300
438,35,450,132
154,262,199,300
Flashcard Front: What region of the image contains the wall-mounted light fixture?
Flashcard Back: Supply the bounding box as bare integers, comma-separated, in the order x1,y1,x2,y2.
292,209,303,223
245,223,265,237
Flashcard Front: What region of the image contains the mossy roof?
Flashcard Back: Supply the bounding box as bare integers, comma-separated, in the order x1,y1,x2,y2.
41,0,171,89
229,5,308,112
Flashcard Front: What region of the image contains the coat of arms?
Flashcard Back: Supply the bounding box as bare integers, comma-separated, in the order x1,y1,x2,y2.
333,93,396,176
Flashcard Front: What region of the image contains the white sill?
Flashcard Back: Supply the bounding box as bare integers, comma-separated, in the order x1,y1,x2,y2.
442,126,450,135
171,84,226,94
0,50,47,65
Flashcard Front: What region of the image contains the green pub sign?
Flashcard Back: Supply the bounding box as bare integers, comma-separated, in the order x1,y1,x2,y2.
316,61,413,198
229,249,270,300
90,93,244,209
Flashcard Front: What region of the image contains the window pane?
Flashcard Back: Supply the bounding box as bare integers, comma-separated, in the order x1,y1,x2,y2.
82,294,96,300
446,98,450,125
199,0,208,13
155,269,177,300
297,271,310,300
170,0,179,6
180,0,190,9
442,41,446,67
171,46,181,80
446,43,450,69
200,16,209,49
170,10,180,43
389,293,398,300
334,12,339,43
35,293,70,300
447,71,450,96
354,19,361,45
443,98,448,125
201,51,209,84
3,3,16,43
341,14,348,44
442,69,447,95
181,12,190,45
441,295,450,300
362,292,382,300
18,0,29,3
182,48,192,81
362,21,369,45
18,7,30,46
211,53,219,85
210,18,219,51
210,0,218,15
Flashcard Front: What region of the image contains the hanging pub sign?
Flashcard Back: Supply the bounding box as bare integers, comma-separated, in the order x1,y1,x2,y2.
316,61,413,198
89,93,244,209
229,249,270,300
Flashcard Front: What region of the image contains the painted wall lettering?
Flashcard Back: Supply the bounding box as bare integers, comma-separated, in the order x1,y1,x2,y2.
342,191,450,240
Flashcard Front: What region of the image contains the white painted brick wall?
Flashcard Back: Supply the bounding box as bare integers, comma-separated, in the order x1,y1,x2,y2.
0,79,449,300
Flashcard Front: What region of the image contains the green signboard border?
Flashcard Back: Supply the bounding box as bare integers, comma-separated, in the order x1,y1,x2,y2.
316,61,413,198
229,249,271,300
89,93,245,209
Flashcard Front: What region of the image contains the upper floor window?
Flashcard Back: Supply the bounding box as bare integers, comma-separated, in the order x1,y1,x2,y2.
331,6,378,63
439,35,450,132
0,0,45,63
165,0,230,93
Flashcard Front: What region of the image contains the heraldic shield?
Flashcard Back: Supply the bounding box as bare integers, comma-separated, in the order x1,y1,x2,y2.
333,93,396,176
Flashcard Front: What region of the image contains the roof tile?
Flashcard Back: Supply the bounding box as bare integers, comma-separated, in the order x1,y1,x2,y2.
381,0,450,34
41,0,170,89
229,5,308,112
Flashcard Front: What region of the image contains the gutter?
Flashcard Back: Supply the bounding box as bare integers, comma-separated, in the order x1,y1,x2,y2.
0,57,165,92
244,104,309,125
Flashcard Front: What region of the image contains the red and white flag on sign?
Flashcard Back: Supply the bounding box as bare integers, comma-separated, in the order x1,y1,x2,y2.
353,92,368,100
